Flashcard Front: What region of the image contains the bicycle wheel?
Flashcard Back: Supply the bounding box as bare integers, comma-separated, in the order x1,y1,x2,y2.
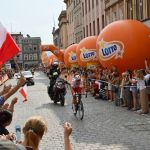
77,100,84,120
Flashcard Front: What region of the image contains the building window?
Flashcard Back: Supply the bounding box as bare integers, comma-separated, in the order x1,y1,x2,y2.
24,45,29,52
88,0,90,11
33,45,37,51
148,0,150,18
119,4,124,19
136,0,144,20
85,0,87,14
86,25,88,37
82,2,84,16
72,12,73,22
83,27,85,38
33,54,38,60
29,44,32,51
102,15,105,28
127,0,133,19
24,54,28,61
96,0,99,5
92,0,94,8
29,54,33,60
93,21,95,35
89,23,92,36
113,12,117,21
97,18,100,35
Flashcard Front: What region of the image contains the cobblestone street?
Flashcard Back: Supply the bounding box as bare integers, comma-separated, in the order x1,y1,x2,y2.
8,72,150,150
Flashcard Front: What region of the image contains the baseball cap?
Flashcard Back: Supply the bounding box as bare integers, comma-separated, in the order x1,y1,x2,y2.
0,140,26,150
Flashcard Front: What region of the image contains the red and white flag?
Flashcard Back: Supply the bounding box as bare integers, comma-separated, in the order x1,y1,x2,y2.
0,22,20,66
19,84,28,102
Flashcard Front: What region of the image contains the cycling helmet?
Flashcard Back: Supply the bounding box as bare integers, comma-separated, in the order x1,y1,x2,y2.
75,75,81,81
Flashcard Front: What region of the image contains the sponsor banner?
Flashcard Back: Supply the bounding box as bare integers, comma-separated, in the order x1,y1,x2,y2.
80,47,97,62
69,52,77,63
98,39,124,61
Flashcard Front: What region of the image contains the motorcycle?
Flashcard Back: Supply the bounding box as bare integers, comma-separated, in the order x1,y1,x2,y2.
47,77,67,106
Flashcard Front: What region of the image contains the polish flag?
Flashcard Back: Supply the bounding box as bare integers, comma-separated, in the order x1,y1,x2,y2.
0,22,20,66
19,84,28,102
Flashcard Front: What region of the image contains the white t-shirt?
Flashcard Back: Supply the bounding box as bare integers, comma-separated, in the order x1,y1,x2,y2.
137,79,146,91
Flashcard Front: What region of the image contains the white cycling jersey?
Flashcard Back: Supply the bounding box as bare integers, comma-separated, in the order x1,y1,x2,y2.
71,77,83,88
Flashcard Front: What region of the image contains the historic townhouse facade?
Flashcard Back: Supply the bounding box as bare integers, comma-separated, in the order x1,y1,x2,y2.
52,27,61,49
22,36,41,69
81,0,105,37
104,0,126,25
52,0,150,49
104,0,150,27
73,0,83,43
11,33,41,69
125,0,150,27
64,0,75,46
58,10,68,49
11,32,24,69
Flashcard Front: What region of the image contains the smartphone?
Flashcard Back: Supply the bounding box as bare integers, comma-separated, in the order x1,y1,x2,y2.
15,125,21,141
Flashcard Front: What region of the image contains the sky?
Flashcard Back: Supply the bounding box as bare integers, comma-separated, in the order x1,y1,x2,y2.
0,0,65,44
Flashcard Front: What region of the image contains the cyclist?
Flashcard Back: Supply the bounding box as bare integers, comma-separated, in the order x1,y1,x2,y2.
71,73,84,107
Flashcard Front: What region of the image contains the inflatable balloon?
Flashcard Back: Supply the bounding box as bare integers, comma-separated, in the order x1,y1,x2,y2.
40,44,58,52
76,36,100,69
64,44,78,68
96,20,150,72
56,50,64,62
40,44,64,62
48,54,58,66
59,50,65,68
41,52,49,67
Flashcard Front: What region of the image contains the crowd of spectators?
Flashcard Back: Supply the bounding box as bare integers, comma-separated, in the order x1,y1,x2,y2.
1,59,150,149
66,59,150,115
0,75,73,150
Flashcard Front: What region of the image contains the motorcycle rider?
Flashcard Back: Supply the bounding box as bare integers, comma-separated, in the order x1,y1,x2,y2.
48,61,60,96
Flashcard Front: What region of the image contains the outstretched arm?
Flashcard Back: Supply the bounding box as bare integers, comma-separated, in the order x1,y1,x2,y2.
0,84,12,96
2,76,26,103
145,58,150,70
64,122,72,150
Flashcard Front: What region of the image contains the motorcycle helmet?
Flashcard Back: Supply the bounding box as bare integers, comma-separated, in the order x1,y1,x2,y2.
53,61,58,65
